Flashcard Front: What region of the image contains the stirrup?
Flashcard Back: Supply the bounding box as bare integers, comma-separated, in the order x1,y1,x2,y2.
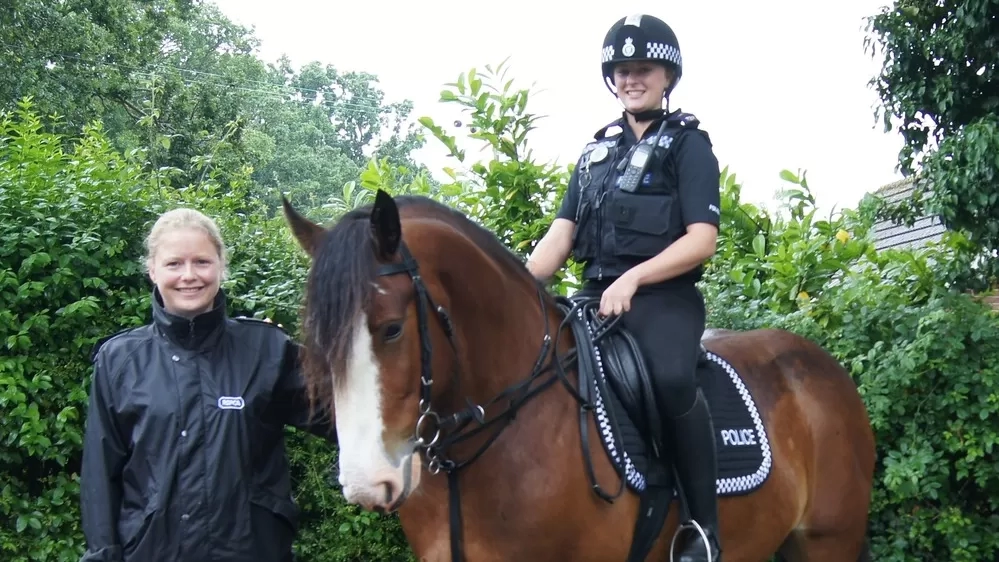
669,519,715,562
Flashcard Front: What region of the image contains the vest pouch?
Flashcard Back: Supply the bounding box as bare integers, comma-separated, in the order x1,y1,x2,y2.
570,198,599,262
609,190,673,258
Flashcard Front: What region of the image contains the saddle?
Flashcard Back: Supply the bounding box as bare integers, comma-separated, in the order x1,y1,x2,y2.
555,293,682,562
557,294,709,454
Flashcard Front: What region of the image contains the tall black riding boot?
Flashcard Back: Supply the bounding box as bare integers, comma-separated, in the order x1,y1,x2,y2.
670,388,722,562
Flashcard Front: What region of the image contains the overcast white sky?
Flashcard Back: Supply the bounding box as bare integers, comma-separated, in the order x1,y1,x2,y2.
210,0,903,214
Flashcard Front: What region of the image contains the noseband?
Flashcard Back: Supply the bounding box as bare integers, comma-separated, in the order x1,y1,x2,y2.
376,241,559,562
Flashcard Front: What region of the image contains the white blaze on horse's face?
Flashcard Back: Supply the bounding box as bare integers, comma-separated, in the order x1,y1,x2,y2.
334,312,420,512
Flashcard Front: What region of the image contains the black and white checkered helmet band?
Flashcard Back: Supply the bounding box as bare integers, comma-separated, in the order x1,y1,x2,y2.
646,42,682,66
601,41,682,67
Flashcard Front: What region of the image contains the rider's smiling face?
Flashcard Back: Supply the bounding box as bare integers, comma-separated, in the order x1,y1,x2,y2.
612,61,672,113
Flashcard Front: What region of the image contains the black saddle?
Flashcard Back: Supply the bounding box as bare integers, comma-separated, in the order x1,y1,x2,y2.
557,293,710,452
555,293,679,562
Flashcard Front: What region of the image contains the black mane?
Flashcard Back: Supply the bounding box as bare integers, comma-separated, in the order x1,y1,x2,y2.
300,194,545,396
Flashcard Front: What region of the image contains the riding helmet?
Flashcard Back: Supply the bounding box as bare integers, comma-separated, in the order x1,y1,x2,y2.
601,14,683,96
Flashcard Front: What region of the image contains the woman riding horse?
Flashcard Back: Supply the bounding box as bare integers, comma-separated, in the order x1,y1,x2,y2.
528,14,721,561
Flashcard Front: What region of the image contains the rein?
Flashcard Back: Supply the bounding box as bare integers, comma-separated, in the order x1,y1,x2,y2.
377,242,619,562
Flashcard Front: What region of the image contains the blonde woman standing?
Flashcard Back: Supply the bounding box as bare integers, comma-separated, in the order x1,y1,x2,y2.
79,208,335,562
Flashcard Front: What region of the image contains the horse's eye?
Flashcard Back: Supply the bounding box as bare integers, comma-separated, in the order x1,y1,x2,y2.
383,323,403,343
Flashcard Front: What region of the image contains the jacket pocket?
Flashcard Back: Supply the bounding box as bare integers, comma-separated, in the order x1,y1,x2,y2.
571,200,598,261
249,492,299,562
250,489,300,533
609,190,673,257
120,504,161,560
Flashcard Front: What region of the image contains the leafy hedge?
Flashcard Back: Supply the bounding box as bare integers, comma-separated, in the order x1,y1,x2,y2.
1,102,161,561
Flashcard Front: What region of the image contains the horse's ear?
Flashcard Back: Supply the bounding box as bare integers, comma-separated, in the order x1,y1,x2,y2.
282,194,325,258
370,189,401,259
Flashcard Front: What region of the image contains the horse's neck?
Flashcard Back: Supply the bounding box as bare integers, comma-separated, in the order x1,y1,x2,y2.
437,254,545,391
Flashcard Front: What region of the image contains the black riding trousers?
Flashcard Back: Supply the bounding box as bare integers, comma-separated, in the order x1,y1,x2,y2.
581,281,706,418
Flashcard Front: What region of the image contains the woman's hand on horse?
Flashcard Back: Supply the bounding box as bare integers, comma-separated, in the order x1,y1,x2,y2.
599,273,639,317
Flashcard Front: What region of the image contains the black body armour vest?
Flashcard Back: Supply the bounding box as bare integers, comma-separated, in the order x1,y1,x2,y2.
570,111,703,282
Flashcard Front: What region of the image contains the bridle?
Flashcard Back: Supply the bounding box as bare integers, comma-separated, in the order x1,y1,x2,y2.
375,241,565,562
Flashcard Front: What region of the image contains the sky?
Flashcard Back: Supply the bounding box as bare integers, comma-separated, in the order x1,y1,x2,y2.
209,0,904,214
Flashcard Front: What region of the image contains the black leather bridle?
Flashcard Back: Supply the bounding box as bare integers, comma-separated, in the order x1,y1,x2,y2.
376,241,559,562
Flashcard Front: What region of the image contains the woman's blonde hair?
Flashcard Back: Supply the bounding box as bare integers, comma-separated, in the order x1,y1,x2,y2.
143,208,229,280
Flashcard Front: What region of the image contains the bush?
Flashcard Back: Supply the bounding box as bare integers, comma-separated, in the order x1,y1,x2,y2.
0,101,164,562
786,268,999,561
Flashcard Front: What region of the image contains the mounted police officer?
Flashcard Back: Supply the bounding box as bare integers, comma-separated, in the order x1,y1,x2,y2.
526,13,723,562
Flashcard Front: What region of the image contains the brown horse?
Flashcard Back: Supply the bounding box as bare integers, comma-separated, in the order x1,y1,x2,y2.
282,189,876,562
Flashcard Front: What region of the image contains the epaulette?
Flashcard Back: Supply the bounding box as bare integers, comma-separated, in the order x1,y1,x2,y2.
233,315,291,335
667,112,701,129
90,327,139,363
593,118,625,141
575,119,625,165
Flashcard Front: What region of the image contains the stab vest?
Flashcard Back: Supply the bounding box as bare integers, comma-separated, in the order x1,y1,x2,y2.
570,111,703,282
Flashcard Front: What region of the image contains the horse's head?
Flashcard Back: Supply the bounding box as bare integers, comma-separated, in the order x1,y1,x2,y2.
283,190,550,513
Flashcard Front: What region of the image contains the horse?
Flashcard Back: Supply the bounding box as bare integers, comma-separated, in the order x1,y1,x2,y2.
282,189,876,562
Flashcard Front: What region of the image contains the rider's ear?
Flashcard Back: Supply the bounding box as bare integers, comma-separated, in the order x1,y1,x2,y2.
282,194,326,258
370,189,402,259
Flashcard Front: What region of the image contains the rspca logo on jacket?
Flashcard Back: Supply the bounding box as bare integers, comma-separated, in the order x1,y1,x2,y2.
217,396,246,410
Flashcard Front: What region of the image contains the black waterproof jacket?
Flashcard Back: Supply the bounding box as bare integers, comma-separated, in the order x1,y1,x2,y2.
79,288,335,562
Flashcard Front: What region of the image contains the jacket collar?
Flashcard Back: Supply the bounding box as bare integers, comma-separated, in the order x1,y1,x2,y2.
595,109,676,143
152,287,228,351
623,107,666,123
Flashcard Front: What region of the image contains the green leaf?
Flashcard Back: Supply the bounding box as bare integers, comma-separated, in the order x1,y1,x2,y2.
779,169,799,184
752,233,766,257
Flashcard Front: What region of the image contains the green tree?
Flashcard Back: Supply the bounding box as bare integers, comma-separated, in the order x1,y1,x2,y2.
247,57,428,214
0,0,196,137
704,168,876,320
1,0,426,204
865,0,999,291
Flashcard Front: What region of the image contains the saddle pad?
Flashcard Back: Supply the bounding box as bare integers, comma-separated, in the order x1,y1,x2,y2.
699,351,773,496
592,349,773,497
